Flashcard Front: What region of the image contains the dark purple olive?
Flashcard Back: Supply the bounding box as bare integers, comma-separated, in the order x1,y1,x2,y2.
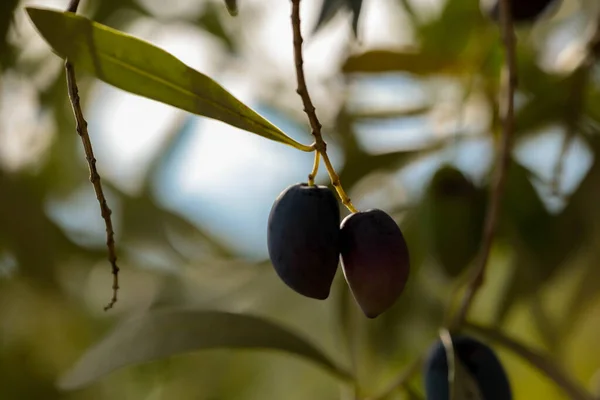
424,335,512,400
267,183,340,300
340,209,410,318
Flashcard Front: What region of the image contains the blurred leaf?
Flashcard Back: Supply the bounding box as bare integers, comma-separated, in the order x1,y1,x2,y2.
335,279,359,378
501,163,547,231
0,0,18,68
314,0,362,36
343,49,461,75
342,0,495,79
197,2,236,52
422,166,486,277
494,163,586,323
348,0,363,36
561,255,600,338
530,295,559,352
120,190,234,262
26,7,312,152
314,0,345,33
397,209,428,272
515,71,582,136
224,0,238,16
59,309,352,390
0,345,63,400
569,138,600,213
0,172,96,287
90,0,149,25
348,104,432,120
405,385,425,400
516,46,562,96
418,0,485,61
515,94,563,134
339,149,420,189
585,88,600,124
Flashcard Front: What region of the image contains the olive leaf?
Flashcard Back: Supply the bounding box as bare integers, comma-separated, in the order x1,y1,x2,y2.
26,7,312,152
342,50,462,75
422,166,486,278
59,309,352,390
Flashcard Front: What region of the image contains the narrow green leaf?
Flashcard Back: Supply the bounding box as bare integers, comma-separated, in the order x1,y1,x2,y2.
58,309,351,390
26,7,312,152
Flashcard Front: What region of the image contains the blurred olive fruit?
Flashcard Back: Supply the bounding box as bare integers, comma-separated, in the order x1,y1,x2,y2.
423,166,486,278
267,183,340,300
424,335,512,400
483,0,560,23
340,209,410,318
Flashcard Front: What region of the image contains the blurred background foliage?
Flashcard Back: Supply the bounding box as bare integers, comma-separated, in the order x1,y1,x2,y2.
2,0,600,399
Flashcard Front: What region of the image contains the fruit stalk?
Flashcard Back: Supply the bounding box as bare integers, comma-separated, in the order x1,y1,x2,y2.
64,0,120,310
307,151,320,186
451,0,517,329
290,0,358,213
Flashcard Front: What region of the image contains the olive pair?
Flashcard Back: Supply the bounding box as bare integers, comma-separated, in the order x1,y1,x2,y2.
267,183,410,318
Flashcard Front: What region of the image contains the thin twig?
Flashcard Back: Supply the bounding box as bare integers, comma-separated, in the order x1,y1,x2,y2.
450,0,517,329
64,0,119,311
290,0,357,213
464,321,595,400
